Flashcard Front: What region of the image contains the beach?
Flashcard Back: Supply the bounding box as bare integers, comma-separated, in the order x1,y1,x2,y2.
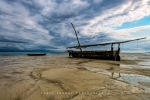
0,53,150,100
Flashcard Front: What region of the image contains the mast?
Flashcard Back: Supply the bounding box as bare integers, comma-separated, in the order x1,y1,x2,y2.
71,23,82,51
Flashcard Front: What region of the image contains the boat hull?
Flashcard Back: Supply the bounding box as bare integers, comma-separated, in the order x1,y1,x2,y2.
27,53,46,56
67,50,120,61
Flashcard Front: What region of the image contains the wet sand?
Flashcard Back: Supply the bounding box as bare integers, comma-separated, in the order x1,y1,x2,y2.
0,53,150,100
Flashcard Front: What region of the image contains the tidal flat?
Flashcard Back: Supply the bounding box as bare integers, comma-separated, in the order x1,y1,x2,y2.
0,53,150,100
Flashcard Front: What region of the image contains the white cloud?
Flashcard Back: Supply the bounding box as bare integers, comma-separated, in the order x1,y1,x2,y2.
33,0,90,17
78,0,150,40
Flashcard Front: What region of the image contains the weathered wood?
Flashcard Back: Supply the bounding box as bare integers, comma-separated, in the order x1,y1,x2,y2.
67,37,146,49
71,23,82,52
67,50,119,60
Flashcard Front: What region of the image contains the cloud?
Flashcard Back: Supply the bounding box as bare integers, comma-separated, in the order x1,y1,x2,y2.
0,0,53,46
0,39,27,43
0,0,150,51
80,0,150,36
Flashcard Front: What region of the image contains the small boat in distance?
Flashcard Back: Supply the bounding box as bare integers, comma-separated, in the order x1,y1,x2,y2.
27,53,46,56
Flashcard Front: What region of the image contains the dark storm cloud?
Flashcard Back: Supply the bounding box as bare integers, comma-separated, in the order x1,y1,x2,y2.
0,35,29,43
0,39,27,43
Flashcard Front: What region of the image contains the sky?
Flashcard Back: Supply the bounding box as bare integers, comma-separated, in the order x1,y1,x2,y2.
0,0,150,52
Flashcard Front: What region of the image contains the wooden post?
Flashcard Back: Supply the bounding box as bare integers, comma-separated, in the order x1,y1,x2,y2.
118,43,120,54
111,43,113,51
116,43,121,61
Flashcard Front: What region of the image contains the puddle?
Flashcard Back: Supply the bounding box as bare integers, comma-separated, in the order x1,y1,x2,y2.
119,64,150,69
120,61,150,69
137,61,150,69
138,62,150,66
120,64,133,68
84,66,150,92
119,74,150,91
127,56,138,60
84,66,108,73
84,66,111,76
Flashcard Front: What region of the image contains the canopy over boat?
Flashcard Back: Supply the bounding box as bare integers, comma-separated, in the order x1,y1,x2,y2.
67,37,146,49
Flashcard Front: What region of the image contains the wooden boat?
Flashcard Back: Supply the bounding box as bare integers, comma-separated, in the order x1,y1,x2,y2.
27,53,46,56
66,23,146,61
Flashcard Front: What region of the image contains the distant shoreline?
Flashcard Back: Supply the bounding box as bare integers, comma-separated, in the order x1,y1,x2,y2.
0,52,67,58
0,51,149,58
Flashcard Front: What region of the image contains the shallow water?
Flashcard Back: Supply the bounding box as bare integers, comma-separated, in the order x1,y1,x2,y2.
120,64,150,69
127,56,138,60
119,64,133,68
118,74,150,91
119,60,150,69
138,61,150,66
84,66,150,91
0,52,67,58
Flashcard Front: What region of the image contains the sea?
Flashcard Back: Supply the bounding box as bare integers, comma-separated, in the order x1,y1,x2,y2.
0,51,68,58
0,50,149,58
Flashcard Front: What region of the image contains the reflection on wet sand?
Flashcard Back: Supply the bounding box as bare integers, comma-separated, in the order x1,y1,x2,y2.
84,65,150,92
112,72,121,78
